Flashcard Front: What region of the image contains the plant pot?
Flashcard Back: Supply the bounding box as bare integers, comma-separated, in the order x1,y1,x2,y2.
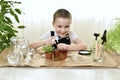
45,52,52,59
58,50,67,60
54,49,67,60
54,49,59,60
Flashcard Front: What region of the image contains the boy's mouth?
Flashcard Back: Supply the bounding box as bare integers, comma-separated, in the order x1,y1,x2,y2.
58,33,68,38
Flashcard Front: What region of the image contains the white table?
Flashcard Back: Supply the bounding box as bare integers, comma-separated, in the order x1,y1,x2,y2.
0,67,120,80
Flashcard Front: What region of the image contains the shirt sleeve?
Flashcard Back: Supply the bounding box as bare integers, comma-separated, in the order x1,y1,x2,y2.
40,31,78,43
69,31,78,43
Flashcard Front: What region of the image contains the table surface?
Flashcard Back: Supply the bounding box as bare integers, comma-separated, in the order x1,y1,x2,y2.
0,48,120,68
0,49,120,80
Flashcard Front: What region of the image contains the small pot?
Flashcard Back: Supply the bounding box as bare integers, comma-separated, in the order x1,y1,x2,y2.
58,50,67,60
54,49,59,58
45,52,52,59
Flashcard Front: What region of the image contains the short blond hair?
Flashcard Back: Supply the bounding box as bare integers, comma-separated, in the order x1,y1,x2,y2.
53,9,72,23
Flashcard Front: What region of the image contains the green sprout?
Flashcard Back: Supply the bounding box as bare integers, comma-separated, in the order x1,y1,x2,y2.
42,45,54,53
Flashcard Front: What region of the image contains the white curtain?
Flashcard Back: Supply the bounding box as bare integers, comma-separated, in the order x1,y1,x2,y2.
15,0,120,48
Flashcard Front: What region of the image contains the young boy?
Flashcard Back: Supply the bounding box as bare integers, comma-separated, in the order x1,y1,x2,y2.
30,8,87,51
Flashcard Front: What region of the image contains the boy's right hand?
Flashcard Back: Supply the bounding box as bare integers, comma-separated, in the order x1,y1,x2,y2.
45,37,56,45
57,43,68,50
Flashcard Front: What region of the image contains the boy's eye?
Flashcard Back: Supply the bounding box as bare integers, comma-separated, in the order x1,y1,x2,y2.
58,26,62,28
57,25,69,28
65,26,69,28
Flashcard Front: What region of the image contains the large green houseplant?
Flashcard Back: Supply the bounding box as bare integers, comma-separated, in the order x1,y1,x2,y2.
104,18,120,54
0,0,25,53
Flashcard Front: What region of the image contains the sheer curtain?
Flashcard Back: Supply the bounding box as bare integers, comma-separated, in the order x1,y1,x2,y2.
16,0,120,48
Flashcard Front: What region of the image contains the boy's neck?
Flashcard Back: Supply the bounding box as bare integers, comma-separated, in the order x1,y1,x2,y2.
58,34,69,39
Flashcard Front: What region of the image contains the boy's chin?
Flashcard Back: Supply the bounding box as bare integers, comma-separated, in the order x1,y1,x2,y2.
59,35,66,38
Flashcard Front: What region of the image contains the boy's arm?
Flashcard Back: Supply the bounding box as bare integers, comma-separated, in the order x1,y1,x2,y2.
70,37,87,50
29,37,56,49
29,39,46,49
67,43,87,51
57,38,87,51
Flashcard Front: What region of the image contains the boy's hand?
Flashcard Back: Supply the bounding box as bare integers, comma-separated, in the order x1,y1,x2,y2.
45,37,56,45
57,43,68,50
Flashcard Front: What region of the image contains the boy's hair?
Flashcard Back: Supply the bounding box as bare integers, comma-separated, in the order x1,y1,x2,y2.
53,9,72,23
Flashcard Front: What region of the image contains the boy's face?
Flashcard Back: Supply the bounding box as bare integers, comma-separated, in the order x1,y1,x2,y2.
53,17,71,38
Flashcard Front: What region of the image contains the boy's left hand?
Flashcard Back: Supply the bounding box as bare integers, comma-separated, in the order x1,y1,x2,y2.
57,43,68,50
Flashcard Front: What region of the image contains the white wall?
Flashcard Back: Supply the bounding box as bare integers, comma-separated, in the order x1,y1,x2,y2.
14,0,120,48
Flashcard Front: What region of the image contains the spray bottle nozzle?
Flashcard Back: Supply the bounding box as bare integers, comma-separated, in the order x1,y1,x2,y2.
94,33,100,40
50,31,55,36
101,30,107,45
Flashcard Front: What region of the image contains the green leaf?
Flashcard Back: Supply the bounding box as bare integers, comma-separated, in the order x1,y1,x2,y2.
10,8,15,16
14,14,19,23
3,4,11,9
5,16,13,24
17,25,26,29
4,26,16,35
15,8,21,14
0,12,5,21
0,23,5,30
13,29,18,33
42,45,54,53
14,1,21,4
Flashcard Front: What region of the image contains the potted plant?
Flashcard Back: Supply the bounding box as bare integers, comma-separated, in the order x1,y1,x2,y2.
42,45,54,59
104,18,120,54
0,0,25,53
54,49,68,60
59,49,67,60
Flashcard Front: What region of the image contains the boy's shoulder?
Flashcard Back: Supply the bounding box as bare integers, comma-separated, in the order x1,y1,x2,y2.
69,30,76,35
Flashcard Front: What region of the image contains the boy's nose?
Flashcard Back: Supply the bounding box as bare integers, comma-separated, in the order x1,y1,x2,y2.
61,28,66,33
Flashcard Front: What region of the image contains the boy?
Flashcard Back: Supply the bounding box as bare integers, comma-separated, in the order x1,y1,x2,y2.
30,8,87,50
